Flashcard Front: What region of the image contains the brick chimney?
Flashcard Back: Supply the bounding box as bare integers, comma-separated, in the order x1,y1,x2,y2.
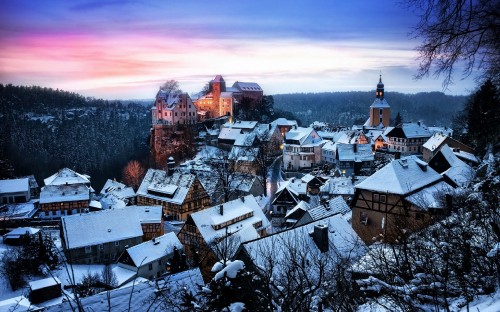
313,224,329,252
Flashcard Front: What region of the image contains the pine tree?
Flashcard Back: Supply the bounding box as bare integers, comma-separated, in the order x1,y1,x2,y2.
394,112,403,127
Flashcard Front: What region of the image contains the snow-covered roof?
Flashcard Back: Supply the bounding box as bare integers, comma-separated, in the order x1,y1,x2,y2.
241,214,366,273
275,178,307,196
45,281,160,312
422,132,448,151
0,178,29,194
271,118,298,127
61,209,143,249
337,144,373,162
137,169,197,205
322,141,337,152
124,232,182,267
356,156,443,195
454,150,479,164
228,174,259,193
321,176,355,195
3,227,39,238
220,91,233,98
228,146,259,162
336,130,365,144
386,122,431,139
428,126,453,137
439,145,474,187
100,179,135,198
285,127,323,146
29,277,60,291
233,81,262,92
285,200,310,218
405,181,453,209
44,168,90,186
155,268,204,304
370,98,390,108
224,120,258,130
39,184,90,204
0,201,37,220
218,127,242,141
0,296,38,312
233,132,256,147
130,205,163,223
187,195,270,244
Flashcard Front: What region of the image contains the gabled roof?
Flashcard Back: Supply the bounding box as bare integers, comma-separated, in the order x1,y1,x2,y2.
40,184,90,204
386,122,431,139
218,128,242,141
61,209,143,249
271,118,298,127
187,195,270,244
370,98,390,108
422,132,448,151
0,178,30,194
285,127,322,146
124,232,182,267
439,145,474,187
241,214,366,271
228,146,259,161
213,75,224,82
405,181,453,209
136,169,198,205
100,179,135,199
337,144,373,162
356,156,442,195
232,81,262,92
223,120,258,130
233,132,256,147
44,168,90,186
3,227,40,239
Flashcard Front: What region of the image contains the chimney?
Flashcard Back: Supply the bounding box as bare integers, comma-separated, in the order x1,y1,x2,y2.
167,156,175,176
219,205,223,215
313,224,329,252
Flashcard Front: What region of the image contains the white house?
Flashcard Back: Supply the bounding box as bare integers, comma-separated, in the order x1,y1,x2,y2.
283,127,325,171
116,232,183,281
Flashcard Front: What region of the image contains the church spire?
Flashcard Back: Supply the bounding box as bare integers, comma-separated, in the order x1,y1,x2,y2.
376,74,384,99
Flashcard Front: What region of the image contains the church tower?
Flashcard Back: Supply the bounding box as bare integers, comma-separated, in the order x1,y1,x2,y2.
369,75,391,127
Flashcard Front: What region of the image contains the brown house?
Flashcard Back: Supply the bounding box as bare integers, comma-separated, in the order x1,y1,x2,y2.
132,205,164,241
351,156,453,244
136,169,211,221
422,132,476,162
39,184,90,218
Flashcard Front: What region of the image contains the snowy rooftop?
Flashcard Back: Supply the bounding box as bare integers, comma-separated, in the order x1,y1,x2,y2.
44,168,90,186
223,120,258,130
439,145,474,187
156,268,204,301
321,141,336,152
370,98,390,108
285,127,313,143
320,176,367,195
0,178,29,194
124,232,182,267
0,201,37,220
45,281,160,312
0,296,38,312
406,181,453,209
428,126,453,137
242,214,366,272
3,227,40,238
356,156,442,195
61,208,143,249
454,150,479,164
275,177,308,197
337,144,374,162
220,91,233,98
129,205,163,223
422,132,448,151
29,276,60,291
336,130,364,144
271,118,298,127
188,195,270,244
137,169,196,205
39,184,89,204
99,179,135,198
386,122,431,139
218,127,242,141
233,81,263,91
233,132,256,147
228,146,259,161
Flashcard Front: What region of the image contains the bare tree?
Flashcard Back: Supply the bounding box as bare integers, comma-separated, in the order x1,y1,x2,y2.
122,160,145,190
407,0,500,87
160,80,181,97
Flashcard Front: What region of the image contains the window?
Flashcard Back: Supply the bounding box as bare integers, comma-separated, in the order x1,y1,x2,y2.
380,195,386,203
115,241,120,247
99,244,103,250
360,212,368,225
148,263,153,271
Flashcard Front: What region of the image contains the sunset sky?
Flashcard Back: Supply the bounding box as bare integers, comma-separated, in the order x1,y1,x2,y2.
0,0,478,99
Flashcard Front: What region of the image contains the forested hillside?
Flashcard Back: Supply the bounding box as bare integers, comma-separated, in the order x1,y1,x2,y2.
273,91,467,126
0,84,151,190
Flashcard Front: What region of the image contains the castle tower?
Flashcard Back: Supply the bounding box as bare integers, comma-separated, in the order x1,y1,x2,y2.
369,75,391,127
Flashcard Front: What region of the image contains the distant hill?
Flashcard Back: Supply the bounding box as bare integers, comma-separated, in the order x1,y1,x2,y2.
272,91,468,127
0,84,151,190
